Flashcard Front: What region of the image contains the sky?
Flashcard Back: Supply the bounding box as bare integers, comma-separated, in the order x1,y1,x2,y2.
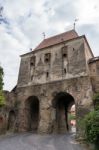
0,0,99,91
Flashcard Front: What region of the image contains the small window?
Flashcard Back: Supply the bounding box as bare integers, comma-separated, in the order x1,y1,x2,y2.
46,72,49,78
44,53,51,63
73,48,75,51
64,68,66,74
62,46,68,58
30,56,36,66
63,53,67,58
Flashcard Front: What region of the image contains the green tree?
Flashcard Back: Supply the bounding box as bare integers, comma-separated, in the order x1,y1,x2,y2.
0,66,4,89
0,65,5,106
84,110,99,144
68,113,76,120
83,93,99,149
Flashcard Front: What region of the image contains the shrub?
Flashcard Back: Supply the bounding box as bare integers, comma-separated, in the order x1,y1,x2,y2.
82,93,99,147
83,110,99,144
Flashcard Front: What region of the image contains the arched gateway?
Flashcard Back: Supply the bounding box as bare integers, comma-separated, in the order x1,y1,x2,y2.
7,110,16,131
52,92,75,133
25,96,39,132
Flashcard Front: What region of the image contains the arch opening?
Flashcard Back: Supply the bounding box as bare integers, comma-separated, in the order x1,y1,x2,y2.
52,92,76,133
68,104,76,133
7,110,16,131
25,96,39,132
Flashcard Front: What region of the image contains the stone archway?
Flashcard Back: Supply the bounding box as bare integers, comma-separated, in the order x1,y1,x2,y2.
52,92,76,133
7,110,16,131
25,96,39,132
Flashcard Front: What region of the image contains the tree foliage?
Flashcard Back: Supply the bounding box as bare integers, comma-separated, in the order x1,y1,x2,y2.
83,110,99,144
0,90,5,106
93,93,99,110
83,93,99,146
0,65,5,106
0,66,4,90
68,113,76,120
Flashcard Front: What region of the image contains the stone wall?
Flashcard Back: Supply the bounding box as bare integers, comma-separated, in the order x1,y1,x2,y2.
16,76,93,134
89,59,99,92
0,91,17,134
0,107,7,134
17,37,90,88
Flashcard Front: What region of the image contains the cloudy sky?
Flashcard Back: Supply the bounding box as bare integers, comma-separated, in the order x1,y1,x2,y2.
0,0,99,91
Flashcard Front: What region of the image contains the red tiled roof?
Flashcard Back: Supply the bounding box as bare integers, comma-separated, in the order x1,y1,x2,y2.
34,30,78,50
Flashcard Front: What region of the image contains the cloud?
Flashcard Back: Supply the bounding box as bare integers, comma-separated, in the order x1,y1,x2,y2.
77,24,99,56
46,0,77,22
75,0,99,24
0,0,99,91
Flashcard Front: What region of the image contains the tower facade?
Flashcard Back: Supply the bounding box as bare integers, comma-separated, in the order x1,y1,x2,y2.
1,30,99,134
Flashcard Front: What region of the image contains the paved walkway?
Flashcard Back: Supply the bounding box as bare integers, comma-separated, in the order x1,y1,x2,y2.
0,133,86,150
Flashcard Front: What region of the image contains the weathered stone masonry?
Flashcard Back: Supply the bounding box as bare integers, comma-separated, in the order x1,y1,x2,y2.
16,76,93,133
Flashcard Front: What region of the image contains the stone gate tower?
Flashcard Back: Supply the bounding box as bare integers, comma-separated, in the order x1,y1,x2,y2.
1,30,99,134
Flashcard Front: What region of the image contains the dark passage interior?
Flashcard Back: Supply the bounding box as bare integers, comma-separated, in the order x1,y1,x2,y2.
52,92,75,133
25,96,39,132
7,110,16,131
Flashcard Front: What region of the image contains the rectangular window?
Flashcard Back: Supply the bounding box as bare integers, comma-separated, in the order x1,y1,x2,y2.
30,56,36,66
46,72,49,78
62,46,68,58
44,53,51,63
